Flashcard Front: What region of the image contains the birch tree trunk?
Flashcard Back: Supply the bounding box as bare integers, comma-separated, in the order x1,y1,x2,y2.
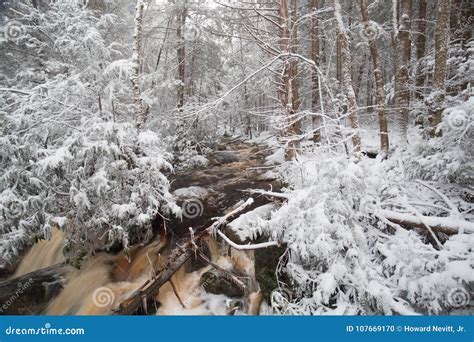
394,0,411,144
132,0,148,130
360,0,389,155
332,0,361,152
428,0,451,136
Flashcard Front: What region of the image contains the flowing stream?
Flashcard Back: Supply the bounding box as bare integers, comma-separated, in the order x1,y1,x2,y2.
11,140,279,315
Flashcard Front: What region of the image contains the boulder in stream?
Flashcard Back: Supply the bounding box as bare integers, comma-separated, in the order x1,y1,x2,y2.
200,269,245,298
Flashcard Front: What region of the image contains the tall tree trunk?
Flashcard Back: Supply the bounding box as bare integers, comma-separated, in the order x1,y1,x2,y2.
279,0,301,160
360,0,389,155
240,37,252,139
415,0,427,100
336,35,342,92
288,0,301,154
277,0,289,109
390,0,399,107
332,0,361,152
132,0,148,129
394,0,411,144
155,17,172,72
354,53,367,101
428,0,452,136
310,0,321,143
176,1,187,109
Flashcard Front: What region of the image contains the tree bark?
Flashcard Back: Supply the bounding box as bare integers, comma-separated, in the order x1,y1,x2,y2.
332,0,361,152
310,0,321,143
176,1,187,109
279,0,301,160
415,0,427,100
360,0,389,155
428,0,451,136
394,0,411,144
132,0,148,129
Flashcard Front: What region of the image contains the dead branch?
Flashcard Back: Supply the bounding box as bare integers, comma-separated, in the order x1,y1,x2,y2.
168,279,186,308
381,209,474,235
112,198,255,315
216,230,281,250
197,250,246,292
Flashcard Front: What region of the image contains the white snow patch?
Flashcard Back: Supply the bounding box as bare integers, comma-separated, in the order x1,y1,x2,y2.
228,204,275,241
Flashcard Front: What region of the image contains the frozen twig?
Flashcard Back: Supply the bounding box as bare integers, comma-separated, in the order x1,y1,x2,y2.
210,198,255,235
404,202,443,249
216,230,280,250
245,189,290,200
415,180,460,215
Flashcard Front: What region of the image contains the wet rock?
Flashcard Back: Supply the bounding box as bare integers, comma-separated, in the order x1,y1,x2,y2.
0,258,17,280
249,146,269,160
173,186,209,201
255,170,278,181
208,151,240,165
254,241,287,302
216,144,228,151
186,243,211,273
200,269,244,297
0,263,72,314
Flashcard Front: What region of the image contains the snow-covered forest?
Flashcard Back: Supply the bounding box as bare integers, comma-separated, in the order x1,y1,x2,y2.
0,0,472,316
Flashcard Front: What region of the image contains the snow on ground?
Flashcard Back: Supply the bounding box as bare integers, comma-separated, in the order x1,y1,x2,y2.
265,148,285,165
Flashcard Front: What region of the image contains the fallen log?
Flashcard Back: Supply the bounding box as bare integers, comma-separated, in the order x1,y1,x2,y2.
245,190,473,235
381,210,474,235
0,263,72,315
112,198,255,315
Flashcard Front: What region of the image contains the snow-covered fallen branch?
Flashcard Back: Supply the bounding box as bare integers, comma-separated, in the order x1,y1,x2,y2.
244,189,290,200
114,198,256,315
381,209,474,235
216,229,280,250
210,198,255,233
